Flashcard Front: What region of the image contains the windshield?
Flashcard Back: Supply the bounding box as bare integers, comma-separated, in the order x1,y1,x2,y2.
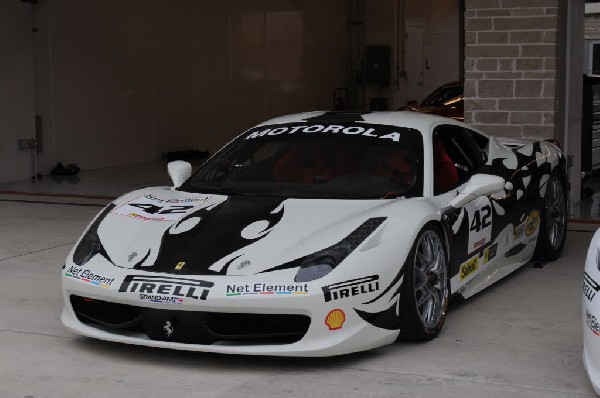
420,83,463,107
182,122,423,199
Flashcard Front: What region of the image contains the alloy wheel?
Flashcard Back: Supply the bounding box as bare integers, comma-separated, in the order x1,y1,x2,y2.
545,176,566,250
412,230,448,329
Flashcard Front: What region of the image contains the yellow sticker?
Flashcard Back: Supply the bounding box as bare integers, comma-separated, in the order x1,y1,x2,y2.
175,261,186,270
460,256,479,281
525,210,541,237
483,247,490,264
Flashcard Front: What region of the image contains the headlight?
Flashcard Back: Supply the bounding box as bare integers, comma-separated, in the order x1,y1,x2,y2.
294,217,386,282
72,204,115,266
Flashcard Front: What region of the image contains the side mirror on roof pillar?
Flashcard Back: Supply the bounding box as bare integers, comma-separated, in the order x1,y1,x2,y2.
449,174,508,208
167,160,192,189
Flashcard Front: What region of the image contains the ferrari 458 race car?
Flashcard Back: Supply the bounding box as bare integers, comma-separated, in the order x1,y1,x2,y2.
61,111,567,356
584,230,600,394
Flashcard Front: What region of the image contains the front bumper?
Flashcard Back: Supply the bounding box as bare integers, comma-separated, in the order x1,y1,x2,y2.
61,264,398,357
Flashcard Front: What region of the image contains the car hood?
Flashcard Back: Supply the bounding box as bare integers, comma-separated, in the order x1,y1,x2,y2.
95,188,394,276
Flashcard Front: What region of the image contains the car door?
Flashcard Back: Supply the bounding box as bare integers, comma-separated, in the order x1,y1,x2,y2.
431,125,497,293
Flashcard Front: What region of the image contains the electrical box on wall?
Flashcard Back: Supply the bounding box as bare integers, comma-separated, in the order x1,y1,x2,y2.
365,46,390,87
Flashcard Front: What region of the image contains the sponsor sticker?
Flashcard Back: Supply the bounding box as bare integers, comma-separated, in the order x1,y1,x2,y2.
119,275,214,303
466,197,492,253
141,194,209,204
587,307,600,336
473,238,486,251
112,195,208,222
244,124,403,142
525,210,541,236
225,283,309,296
514,224,525,239
325,309,346,330
584,272,600,302
138,294,184,304
460,256,478,281
64,265,115,288
483,242,498,264
322,275,379,302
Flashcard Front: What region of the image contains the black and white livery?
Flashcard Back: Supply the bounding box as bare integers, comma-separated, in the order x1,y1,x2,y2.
61,111,567,356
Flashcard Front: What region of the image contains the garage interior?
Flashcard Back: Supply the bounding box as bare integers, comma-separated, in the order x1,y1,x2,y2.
0,0,459,184
1,0,599,396
0,0,590,217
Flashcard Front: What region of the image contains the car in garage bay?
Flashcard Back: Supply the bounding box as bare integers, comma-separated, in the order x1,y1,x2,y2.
404,81,464,121
61,111,567,356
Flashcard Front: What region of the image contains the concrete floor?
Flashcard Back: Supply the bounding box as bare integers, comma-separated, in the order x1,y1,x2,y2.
0,198,597,397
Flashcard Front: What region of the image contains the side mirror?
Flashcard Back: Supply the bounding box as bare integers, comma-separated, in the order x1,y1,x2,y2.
449,174,508,208
167,161,192,189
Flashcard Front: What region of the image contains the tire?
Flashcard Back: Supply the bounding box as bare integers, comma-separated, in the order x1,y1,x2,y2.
399,223,449,341
535,170,567,261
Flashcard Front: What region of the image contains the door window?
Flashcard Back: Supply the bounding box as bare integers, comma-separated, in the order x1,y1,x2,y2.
433,125,486,194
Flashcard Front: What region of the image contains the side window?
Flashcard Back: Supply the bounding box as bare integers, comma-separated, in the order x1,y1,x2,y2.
433,125,485,194
464,128,490,163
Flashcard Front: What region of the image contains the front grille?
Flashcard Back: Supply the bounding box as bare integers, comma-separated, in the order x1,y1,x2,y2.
70,295,311,345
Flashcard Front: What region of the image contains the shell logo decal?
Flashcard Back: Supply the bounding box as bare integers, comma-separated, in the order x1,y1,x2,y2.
325,309,346,330
525,210,541,237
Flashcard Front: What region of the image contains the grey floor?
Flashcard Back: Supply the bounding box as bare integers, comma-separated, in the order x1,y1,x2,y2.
0,161,172,199
0,171,598,396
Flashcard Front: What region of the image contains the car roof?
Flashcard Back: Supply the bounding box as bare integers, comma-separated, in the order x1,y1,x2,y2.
256,111,476,138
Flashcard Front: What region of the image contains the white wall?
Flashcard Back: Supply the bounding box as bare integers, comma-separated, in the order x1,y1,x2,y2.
25,0,347,178
2,0,459,183
0,1,36,183
406,0,460,96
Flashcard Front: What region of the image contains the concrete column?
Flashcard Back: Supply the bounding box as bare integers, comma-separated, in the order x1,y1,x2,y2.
556,0,584,211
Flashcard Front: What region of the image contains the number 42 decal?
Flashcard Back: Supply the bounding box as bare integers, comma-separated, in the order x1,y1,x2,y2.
470,204,492,233
112,197,199,222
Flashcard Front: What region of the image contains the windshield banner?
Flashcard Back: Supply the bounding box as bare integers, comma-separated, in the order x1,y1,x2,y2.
244,123,417,143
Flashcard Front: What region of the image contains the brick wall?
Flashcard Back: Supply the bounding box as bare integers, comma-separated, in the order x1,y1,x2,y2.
585,15,600,39
464,0,559,138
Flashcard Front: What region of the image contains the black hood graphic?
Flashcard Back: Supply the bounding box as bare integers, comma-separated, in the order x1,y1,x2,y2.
138,196,285,275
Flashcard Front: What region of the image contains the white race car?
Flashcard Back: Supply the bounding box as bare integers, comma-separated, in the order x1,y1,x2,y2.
584,230,600,394
61,111,567,356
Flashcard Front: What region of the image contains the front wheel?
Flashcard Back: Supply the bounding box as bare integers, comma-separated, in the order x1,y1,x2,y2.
535,170,567,261
399,224,449,341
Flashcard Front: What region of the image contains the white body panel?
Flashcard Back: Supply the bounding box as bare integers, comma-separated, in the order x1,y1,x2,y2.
583,229,600,395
